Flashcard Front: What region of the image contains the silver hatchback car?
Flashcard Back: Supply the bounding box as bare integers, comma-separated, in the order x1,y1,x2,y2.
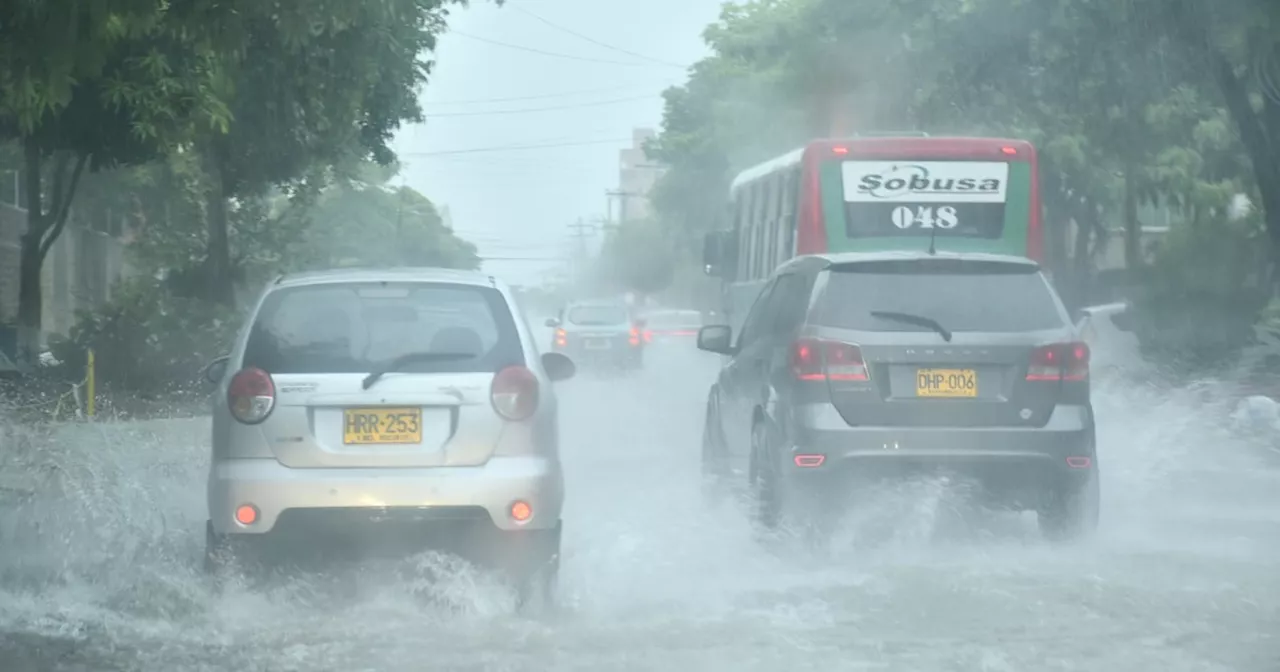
201,268,574,602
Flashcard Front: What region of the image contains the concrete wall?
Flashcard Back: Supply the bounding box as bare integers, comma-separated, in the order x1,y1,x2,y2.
0,188,131,346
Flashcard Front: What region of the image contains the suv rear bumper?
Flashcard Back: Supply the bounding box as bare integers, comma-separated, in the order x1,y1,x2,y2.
786,403,1095,505
207,455,563,535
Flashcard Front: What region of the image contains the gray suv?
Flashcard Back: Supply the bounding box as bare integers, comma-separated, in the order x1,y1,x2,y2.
697,251,1099,541
202,268,574,606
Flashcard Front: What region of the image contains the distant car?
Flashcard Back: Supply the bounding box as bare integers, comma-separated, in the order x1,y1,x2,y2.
547,300,644,371
202,267,574,608
640,309,704,346
697,251,1099,541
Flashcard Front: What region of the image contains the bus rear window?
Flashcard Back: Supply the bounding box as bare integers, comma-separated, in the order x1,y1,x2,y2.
243,282,523,374
814,262,1066,333
839,160,1009,239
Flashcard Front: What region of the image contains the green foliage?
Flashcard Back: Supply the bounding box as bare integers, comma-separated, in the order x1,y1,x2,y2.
1131,210,1269,370
47,276,240,395
281,177,480,273
632,0,1280,367
596,219,678,296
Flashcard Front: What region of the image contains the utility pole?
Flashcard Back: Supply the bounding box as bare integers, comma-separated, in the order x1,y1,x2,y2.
567,218,594,281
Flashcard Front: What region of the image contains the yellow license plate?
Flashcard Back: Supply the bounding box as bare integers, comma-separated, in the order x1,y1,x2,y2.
343,407,422,444
915,369,977,398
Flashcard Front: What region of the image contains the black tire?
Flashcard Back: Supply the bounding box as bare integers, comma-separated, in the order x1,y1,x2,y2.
514,552,559,616
499,524,561,616
1038,472,1100,542
700,401,732,505
204,521,271,586
750,420,782,531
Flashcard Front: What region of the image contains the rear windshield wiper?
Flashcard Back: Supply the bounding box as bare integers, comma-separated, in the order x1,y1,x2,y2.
869,310,952,342
362,352,476,389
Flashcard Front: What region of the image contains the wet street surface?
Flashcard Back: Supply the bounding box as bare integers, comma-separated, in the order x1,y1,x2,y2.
1,348,1279,670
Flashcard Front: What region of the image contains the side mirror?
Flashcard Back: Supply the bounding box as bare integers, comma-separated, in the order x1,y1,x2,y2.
203,355,230,385
544,317,560,328
696,325,734,355
541,352,575,382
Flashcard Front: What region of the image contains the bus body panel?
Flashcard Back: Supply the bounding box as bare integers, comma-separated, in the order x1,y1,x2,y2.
715,135,1045,333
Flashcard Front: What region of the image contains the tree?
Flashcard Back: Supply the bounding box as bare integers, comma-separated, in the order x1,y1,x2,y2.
595,219,678,296
190,0,477,304
282,172,480,272
0,2,229,362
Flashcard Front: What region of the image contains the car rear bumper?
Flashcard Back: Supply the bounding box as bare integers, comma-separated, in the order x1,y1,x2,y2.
785,403,1095,504
207,455,563,535
553,342,642,364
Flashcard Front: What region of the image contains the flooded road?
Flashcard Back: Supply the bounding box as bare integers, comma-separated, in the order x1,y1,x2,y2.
1,348,1278,670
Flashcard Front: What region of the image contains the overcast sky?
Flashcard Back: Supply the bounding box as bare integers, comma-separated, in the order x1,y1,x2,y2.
391,0,725,286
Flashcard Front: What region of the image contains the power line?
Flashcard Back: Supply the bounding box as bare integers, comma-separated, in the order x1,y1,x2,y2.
399,137,631,157
449,30,684,68
421,94,657,117
507,5,689,69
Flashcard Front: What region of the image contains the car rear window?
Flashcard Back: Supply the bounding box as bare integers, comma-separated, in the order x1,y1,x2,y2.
813,260,1067,333
243,282,523,374
567,305,629,326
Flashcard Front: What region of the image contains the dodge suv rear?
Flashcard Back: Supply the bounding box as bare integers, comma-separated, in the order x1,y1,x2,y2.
697,252,1098,541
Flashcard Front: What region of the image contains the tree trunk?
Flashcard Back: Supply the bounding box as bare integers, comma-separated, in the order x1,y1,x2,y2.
203,150,236,305
14,139,89,364
15,139,44,364
1207,51,1280,262
1122,158,1140,270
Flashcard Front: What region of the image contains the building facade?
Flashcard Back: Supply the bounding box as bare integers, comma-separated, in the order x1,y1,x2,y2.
614,128,665,223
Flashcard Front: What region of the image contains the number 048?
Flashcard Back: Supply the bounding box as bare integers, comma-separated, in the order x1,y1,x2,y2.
891,206,958,229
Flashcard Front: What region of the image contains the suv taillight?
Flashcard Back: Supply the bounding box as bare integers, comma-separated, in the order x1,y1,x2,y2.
1026,342,1089,381
227,367,275,424
791,337,868,381
554,328,567,347
491,365,539,420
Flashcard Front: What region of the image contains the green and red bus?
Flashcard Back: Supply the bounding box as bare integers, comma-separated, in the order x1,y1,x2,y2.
702,134,1045,332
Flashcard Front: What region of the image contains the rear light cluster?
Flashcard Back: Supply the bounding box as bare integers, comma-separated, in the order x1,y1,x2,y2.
554,328,567,347
491,365,539,421
1026,343,1089,381
791,338,868,381
228,367,275,424
629,327,641,346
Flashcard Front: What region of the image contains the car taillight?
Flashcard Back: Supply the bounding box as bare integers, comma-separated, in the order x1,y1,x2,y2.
1026,343,1089,381
554,328,566,347
629,327,641,346
791,338,868,381
227,367,275,424
491,365,539,420
643,329,653,343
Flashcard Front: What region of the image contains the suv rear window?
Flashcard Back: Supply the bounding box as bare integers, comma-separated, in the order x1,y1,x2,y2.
813,260,1066,332
243,282,523,374
567,305,629,326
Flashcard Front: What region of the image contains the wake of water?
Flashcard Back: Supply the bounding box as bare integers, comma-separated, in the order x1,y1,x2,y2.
0,360,1277,670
